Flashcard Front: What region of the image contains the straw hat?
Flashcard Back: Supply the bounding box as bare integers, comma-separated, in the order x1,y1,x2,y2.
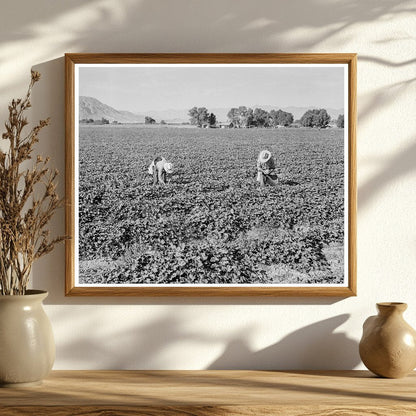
164,162,173,173
259,150,272,163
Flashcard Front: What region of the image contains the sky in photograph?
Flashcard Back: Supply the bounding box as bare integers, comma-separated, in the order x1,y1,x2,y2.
78,65,345,113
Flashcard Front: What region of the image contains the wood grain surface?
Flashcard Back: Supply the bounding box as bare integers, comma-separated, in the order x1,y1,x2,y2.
1,370,415,415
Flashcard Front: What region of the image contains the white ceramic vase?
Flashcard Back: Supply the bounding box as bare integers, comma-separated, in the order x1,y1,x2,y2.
0,290,55,387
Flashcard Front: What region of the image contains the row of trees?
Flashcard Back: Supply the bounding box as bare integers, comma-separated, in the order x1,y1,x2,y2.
300,110,343,128
188,106,343,129
81,109,344,129
80,117,111,125
188,106,294,128
228,107,294,128
188,107,217,127
300,109,331,128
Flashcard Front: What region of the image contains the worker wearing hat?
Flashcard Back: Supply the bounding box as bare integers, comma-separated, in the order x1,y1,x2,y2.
256,149,278,187
148,156,173,185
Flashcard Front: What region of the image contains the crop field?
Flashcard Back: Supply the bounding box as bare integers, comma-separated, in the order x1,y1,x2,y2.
78,125,345,285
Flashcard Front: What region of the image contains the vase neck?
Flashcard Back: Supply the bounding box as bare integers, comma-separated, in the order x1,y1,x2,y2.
377,302,407,316
0,290,48,304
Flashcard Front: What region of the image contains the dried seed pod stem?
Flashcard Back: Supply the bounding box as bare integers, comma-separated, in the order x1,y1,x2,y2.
0,71,66,295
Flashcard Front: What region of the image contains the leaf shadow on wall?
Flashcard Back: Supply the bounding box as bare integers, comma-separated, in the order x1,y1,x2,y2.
53,308,359,370
54,312,214,369
207,314,360,370
356,57,416,210
358,138,416,209
0,0,414,96
1,0,413,51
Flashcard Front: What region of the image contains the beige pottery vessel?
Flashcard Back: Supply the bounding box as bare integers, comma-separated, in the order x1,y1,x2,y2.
359,302,416,378
0,290,55,387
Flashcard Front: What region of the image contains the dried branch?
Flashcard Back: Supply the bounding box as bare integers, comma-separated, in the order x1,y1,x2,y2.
0,71,66,295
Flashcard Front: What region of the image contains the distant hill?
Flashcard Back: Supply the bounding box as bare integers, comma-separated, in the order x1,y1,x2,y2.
79,96,344,125
79,96,144,123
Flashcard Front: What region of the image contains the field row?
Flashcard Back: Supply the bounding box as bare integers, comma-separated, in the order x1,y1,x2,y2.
78,126,345,284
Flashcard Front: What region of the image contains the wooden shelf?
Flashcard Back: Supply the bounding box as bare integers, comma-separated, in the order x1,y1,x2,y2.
1,370,415,415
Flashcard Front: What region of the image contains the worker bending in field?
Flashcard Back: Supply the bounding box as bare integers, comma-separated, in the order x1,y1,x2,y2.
256,149,278,187
148,156,173,185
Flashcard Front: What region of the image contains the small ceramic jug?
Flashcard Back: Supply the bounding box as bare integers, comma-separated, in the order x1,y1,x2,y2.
359,302,416,378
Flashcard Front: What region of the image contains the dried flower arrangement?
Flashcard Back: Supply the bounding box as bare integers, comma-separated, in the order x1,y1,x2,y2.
0,71,65,295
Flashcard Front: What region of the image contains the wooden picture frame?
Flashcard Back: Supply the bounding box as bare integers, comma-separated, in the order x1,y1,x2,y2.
65,53,356,296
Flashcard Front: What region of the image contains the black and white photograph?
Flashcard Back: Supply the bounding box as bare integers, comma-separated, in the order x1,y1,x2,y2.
66,55,356,295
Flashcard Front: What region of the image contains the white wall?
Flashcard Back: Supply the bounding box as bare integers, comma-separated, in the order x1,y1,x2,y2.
1,0,415,370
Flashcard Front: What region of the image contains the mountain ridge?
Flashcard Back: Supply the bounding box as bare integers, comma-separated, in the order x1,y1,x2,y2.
79,96,145,123
79,96,344,124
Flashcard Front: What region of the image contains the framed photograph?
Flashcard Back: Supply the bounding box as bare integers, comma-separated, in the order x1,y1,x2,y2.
65,53,356,296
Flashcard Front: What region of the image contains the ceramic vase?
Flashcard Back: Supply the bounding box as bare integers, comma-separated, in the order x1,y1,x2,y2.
359,302,416,378
0,290,55,387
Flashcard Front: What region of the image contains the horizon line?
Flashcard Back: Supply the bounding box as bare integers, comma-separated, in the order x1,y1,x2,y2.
80,95,344,114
